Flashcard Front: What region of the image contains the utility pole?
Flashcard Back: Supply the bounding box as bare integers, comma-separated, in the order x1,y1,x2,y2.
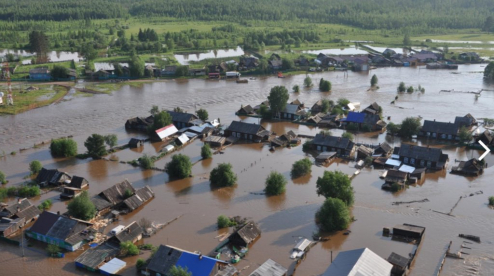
19,226,24,257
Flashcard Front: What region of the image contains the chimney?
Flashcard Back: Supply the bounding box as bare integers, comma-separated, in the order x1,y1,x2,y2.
199,254,203,260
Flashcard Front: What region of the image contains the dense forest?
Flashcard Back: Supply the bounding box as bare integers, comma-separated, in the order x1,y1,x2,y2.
0,0,492,30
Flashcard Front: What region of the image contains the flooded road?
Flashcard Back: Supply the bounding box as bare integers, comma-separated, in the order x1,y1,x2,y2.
1,65,494,275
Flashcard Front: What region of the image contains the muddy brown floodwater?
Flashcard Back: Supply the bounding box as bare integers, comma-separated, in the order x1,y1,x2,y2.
1,65,494,275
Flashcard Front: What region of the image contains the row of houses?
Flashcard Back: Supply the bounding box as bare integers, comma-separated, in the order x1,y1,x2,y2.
418,114,477,141
0,198,41,237
28,68,77,81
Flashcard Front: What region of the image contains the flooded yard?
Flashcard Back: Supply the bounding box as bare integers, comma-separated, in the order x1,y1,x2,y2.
1,65,494,275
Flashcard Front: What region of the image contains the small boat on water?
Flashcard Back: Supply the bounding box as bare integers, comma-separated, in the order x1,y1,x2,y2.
277,72,285,78
236,79,248,83
459,234,481,243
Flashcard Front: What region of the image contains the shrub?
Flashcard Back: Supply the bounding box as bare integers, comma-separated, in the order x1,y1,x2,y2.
265,171,287,196
120,241,139,256
196,109,209,121
361,124,372,132
105,134,118,149
139,154,154,169
0,171,7,184
50,138,78,157
46,244,61,256
321,99,330,113
316,171,354,206
18,185,40,197
217,215,235,228
364,156,373,166
291,159,312,178
345,123,358,131
319,79,331,92
489,196,494,206
302,140,312,152
29,160,42,175
337,98,350,107
386,122,401,135
210,163,237,187
201,144,212,159
397,82,406,92
38,199,53,211
293,85,300,92
316,197,351,232
7,187,17,196
84,134,107,159
149,111,172,133
170,266,192,276
304,76,313,87
136,259,146,269
67,191,96,220
124,189,133,199
458,126,472,143
259,104,272,119
370,74,378,86
407,86,414,93
390,182,403,192
165,154,192,179
342,132,354,141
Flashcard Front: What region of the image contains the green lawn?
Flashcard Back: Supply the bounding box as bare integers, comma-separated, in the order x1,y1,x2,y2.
0,84,68,115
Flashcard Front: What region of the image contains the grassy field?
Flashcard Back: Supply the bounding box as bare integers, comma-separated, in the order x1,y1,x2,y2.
0,84,68,115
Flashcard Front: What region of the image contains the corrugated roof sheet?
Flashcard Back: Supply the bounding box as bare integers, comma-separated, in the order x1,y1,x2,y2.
75,242,120,269
385,159,401,167
91,195,113,211
100,180,135,206
249,259,287,276
156,124,178,140
226,121,265,135
398,144,445,162
69,176,88,189
282,104,301,115
123,186,154,211
99,258,126,274
234,221,261,245
114,221,142,243
175,251,217,276
146,245,183,275
15,205,41,221
421,120,458,136
294,238,312,251
312,134,354,151
322,248,392,276
29,211,91,245
398,165,415,174
175,134,190,146
167,111,198,124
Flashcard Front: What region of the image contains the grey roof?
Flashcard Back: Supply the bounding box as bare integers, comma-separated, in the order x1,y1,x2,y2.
75,242,120,269
15,205,41,221
114,221,142,243
421,120,458,135
69,176,88,189
100,180,135,205
29,211,91,245
94,63,115,72
387,252,409,269
312,134,354,151
393,224,425,236
322,248,392,276
357,145,373,156
454,114,476,127
269,59,282,67
282,104,301,115
214,265,238,276
234,221,261,245
398,144,446,162
249,259,287,276
128,138,143,148
146,245,182,275
29,68,49,74
452,158,483,174
375,142,392,154
91,195,113,211
238,105,254,114
226,121,265,135
2,198,33,216
123,186,154,211
36,168,71,185
167,111,199,124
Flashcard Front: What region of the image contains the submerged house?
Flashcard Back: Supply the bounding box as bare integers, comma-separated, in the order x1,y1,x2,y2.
68,176,89,189
26,211,93,251
0,198,40,227
387,252,410,276
311,134,355,157
224,121,271,142
374,142,393,157
342,112,385,131
395,144,449,170
322,247,392,276
451,158,484,176
0,217,26,237
454,114,477,128
29,68,51,80
122,186,155,212
60,187,83,200
362,102,382,116
311,99,325,114
150,124,179,142
167,111,201,128
279,104,303,120
129,138,144,148
99,180,136,207
108,221,143,244
36,168,71,186
125,116,154,131
249,259,287,276
75,242,121,272
237,105,255,115
475,130,493,145
227,221,261,248
419,120,459,140
142,244,232,276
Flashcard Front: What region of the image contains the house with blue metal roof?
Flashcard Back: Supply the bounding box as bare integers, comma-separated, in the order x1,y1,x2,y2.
142,245,235,276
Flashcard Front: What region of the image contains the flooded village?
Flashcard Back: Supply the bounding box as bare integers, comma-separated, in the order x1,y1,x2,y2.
1,62,494,276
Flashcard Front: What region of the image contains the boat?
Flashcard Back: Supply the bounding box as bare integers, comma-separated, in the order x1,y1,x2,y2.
290,238,312,259
236,79,248,83
277,72,285,78
458,234,481,243
380,170,388,179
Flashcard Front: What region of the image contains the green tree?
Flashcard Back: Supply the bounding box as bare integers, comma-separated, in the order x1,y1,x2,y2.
201,144,212,159
319,79,331,92
268,86,289,118
407,86,414,93
0,171,7,184
139,154,155,169
173,107,184,113
196,109,208,121
170,266,192,276
67,191,96,220
321,99,330,113
124,189,133,199
281,58,294,70
120,241,139,256
46,244,61,256
105,134,118,149
175,66,189,77
210,163,237,187
84,134,107,159
70,60,76,70
150,105,159,116
484,62,494,80
302,139,312,152
129,55,145,77
458,126,472,143
293,85,300,93
29,160,42,175
304,75,313,87
316,197,351,232
50,65,69,79
50,138,78,157
489,196,494,206
114,63,124,76
265,171,287,196
371,74,378,86
136,259,146,270
483,16,494,32
80,43,98,61
386,122,401,135
397,82,406,92
291,158,312,178
403,34,411,46
149,111,172,132
165,154,192,179
316,171,354,206
337,98,350,107
342,132,354,141
217,215,234,228
398,117,421,138
259,104,272,119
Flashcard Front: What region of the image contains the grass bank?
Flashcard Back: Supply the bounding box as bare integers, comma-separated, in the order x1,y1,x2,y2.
0,84,68,115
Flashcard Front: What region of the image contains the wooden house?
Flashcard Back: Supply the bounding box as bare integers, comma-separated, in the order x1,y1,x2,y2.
122,186,155,212
97,180,136,207
356,145,374,159
419,120,459,140
362,102,381,116
395,144,448,170
0,217,26,237
342,112,384,131
91,195,113,216
385,169,408,184
279,104,303,121
128,138,144,148
374,142,393,157
249,259,287,276
36,168,71,186
454,113,477,128
311,100,324,114
237,105,255,115
109,221,143,244
451,158,484,176
68,176,89,189
224,121,271,142
60,187,82,200
125,116,154,131
311,134,355,157
75,242,120,272
475,130,493,145
388,252,410,276
0,198,41,226
167,111,200,128
26,211,93,251
392,224,425,239
227,221,261,247
204,136,226,147
150,124,178,142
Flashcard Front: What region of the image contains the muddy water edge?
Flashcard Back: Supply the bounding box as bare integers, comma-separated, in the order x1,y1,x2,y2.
1,65,494,275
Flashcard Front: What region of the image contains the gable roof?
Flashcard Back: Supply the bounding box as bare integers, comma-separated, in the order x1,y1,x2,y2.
282,104,301,115
387,252,410,269
155,124,179,140
454,114,476,127
29,211,91,245
234,221,261,244
375,142,392,154
398,144,445,162
291,99,302,105
146,245,182,275
226,121,265,135
75,242,120,270
322,248,392,276
15,205,41,221
114,221,142,243
452,158,483,173
421,120,458,135
239,105,254,114
345,112,365,123
312,134,354,150
100,180,135,206
2,198,33,216
249,259,287,276
175,251,218,276
123,186,154,211
128,138,143,148
69,176,88,189
167,111,198,124
91,195,113,211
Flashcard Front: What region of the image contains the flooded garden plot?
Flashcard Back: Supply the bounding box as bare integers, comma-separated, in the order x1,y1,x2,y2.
0,65,494,275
